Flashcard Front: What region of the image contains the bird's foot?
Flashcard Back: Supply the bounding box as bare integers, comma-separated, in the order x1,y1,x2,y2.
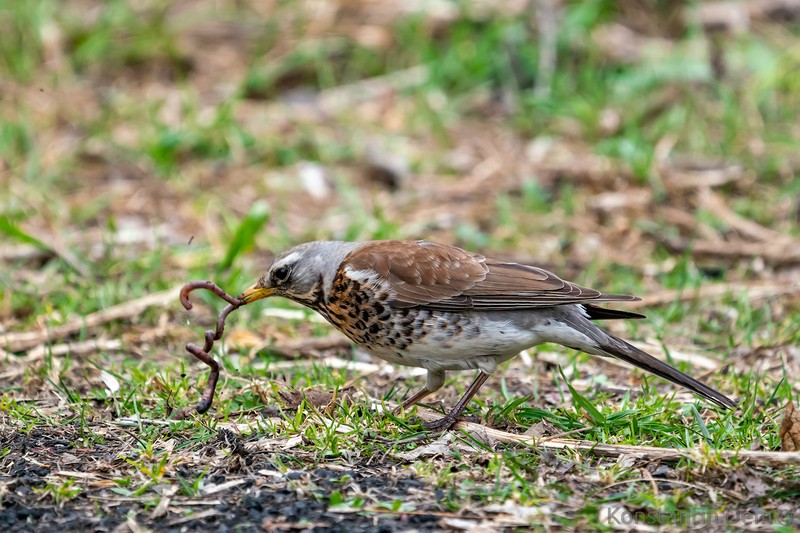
421,415,458,433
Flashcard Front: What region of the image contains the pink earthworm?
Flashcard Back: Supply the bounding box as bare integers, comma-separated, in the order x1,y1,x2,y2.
179,280,245,413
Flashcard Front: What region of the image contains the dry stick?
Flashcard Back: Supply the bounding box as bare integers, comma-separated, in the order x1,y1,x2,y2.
1,339,125,381
24,338,123,361
408,407,800,467
0,287,182,353
0,243,50,262
625,279,800,310
662,164,745,191
534,0,558,99
697,189,790,244
250,334,351,359
317,65,429,113
23,224,92,278
662,238,800,266
255,65,430,128
179,281,245,414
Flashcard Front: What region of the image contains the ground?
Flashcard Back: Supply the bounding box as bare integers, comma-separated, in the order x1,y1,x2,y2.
2,1,800,531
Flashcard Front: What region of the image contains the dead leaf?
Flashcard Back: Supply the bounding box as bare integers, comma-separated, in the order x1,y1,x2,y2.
100,370,120,394
278,387,356,411
278,390,312,409
282,389,331,409
151,486,178,519
523,420,558,438
780,402,800,452
283,435,304,450
393,433,454,461
728,468,770,498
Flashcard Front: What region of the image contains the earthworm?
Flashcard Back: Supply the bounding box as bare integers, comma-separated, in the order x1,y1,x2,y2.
180,280,245,413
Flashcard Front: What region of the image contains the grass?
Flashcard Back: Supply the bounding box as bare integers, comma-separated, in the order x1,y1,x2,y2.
2,0,800,530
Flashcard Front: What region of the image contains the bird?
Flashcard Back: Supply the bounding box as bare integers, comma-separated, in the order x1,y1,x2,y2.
239,240,736,430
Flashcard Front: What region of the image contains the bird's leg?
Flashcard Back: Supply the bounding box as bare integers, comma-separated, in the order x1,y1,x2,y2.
400,388,432,411
395,370,445,413
423,371,491,432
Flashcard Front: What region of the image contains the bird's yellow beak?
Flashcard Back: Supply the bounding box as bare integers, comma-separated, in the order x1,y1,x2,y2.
239,284,276,303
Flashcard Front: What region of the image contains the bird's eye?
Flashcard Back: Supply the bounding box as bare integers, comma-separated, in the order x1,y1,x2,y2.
272,266,291,283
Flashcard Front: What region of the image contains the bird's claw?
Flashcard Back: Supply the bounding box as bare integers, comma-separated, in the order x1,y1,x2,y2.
421,415,458,433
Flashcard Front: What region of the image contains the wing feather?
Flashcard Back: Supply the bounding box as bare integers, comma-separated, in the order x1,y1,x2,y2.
343,240,639,311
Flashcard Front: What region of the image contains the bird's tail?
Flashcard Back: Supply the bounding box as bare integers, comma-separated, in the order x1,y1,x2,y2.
560,313,737,409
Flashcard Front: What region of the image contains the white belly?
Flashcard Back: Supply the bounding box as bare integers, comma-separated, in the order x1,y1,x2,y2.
364,310,552,373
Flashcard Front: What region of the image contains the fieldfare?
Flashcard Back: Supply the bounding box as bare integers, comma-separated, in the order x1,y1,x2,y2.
241,240,736,430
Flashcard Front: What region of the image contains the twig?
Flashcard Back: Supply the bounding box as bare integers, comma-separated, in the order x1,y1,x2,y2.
407,407,800,467
0,339,124,381
534,0,558,99
251,334,351,359
22,338,123,362
318,65,429,114
591,23,674,64
0,243,50,262
662,162,746,191
22,225,92,278
259,307,326,323
602,477,744,500
254,66,431,128
587,189,652,212
180,281,245,414
657,205,722,241
626,279,800,309
698,0,800,33
267,355,410,376
0,286,181,352
698,189,792,243
661,238,800,266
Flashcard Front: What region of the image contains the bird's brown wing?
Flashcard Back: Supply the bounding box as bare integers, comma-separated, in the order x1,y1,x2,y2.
459,259,639,310
344,240,485,307
344,240,639,311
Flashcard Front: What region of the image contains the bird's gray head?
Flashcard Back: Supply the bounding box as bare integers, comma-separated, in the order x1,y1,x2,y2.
239,241,361,307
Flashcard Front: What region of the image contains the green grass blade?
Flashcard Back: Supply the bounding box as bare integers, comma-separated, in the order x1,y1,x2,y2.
0,215,49,250
559,366,605,426
217,201,270,273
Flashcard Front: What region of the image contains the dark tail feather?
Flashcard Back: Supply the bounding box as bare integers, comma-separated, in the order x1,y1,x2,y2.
562,313,737,409
583,304,646,321
598,334,737,409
